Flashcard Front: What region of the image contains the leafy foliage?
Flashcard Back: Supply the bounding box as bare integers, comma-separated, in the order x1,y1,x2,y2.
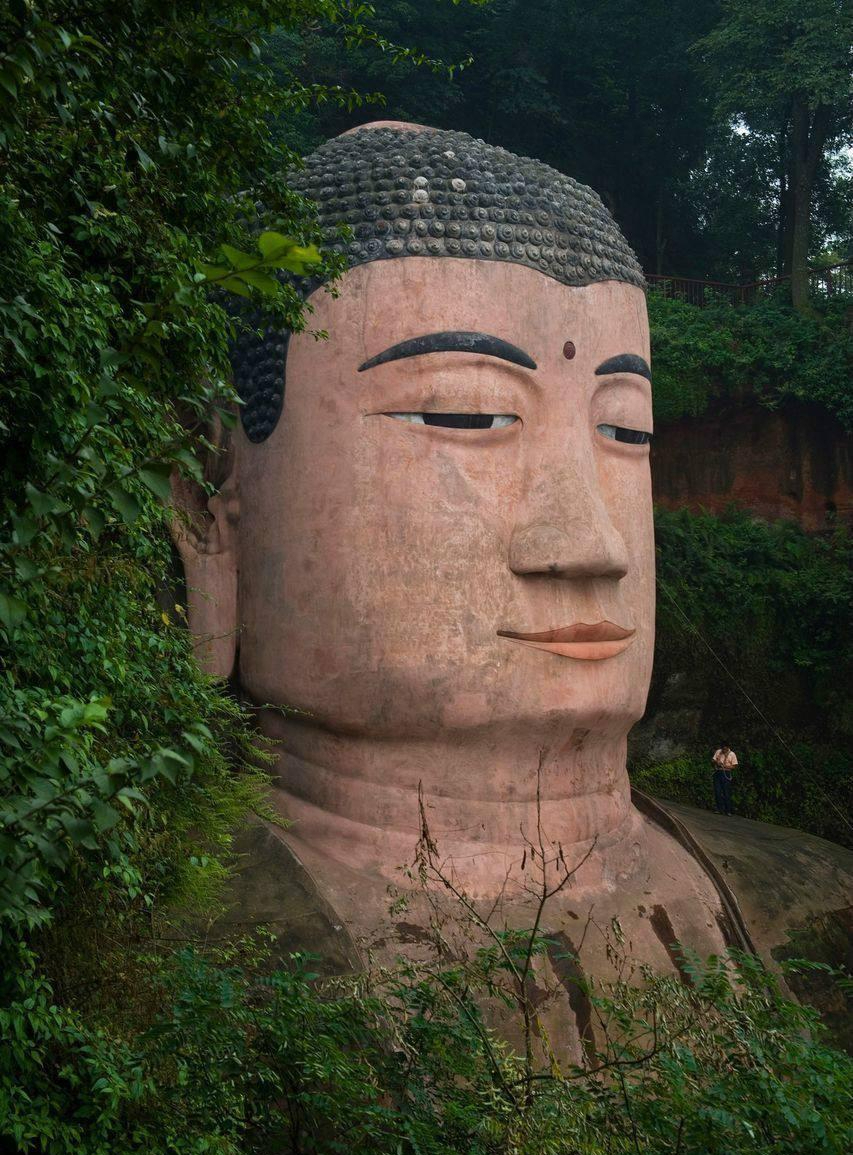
5,936,853,1154
648,291,853,427
0,0,364,930
0,0,417,1149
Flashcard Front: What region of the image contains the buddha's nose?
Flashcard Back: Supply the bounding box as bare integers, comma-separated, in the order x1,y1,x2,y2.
508,472,629,581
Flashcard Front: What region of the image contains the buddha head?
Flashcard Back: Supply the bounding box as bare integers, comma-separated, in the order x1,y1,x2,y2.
175,123,655,891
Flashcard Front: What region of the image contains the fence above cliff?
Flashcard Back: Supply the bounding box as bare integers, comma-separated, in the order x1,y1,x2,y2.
646,260,853,306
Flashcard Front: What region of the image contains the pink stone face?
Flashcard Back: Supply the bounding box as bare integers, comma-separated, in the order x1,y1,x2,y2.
236,258,655,748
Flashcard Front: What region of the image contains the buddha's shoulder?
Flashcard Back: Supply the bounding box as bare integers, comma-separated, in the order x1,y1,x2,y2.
635,792,853,964
207,817,362,974
208,807,852,986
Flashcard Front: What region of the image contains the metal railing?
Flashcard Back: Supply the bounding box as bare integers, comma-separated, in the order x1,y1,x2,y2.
646,260,853,306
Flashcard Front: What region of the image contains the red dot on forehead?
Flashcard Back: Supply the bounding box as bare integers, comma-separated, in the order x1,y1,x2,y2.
563,340,576,360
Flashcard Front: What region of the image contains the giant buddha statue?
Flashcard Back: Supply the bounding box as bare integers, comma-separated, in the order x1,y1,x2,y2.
173,124,853,1013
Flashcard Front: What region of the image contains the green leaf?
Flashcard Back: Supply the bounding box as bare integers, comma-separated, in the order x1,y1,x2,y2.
25,483,68,518
139,463,173,502
82,698,111,726
60,815,99,850
237,268,280,296
218,275,253,298
257,231,298,258
11,50,36,82
92,800,121,833
194,260,230,282
85,402,109,427
11,515,38,546
133,141,155,171
276,244,322,275
0,592,27,629
220,243,258,270
0,70,18,100
258,235,322,273
183,730,208,755
173,448,204,483
216,406,238,429
83,505,106,538
107,485,141,524
14,557,39,582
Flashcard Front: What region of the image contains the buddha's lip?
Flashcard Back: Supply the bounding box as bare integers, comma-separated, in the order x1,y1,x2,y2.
497,621,634,644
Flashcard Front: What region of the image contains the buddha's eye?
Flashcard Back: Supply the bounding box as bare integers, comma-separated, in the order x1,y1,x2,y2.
385,413,518,430
597,423,652,445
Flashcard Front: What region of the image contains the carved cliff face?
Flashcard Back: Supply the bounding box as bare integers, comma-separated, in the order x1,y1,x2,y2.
235,257,655,745
173,128,737,970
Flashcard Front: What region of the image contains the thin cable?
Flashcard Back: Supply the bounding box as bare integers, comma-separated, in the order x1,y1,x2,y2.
657,576,852,833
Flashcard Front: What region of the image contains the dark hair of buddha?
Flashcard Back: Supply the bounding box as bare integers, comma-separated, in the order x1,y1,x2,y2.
230,125,645,443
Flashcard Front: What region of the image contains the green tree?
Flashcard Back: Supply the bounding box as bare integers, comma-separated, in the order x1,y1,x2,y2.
273,0,853,285
272,0,723,275
695,0,853,310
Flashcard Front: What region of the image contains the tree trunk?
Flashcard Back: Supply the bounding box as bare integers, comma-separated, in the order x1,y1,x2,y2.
655,190,667,275
788,100,830,314
776,124,792,278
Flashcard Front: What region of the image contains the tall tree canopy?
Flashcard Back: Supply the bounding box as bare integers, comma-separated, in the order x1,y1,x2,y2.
273,0,853,288
695,0,853,309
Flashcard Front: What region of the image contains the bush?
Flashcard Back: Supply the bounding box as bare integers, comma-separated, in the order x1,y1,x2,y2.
6,934,852,1155
648,292,853,428
0,2,408,1149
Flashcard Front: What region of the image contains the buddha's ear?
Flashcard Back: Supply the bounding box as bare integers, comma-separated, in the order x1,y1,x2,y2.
170,416,239,679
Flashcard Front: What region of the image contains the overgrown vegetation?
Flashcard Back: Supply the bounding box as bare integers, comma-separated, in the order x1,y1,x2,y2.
648,292,853,427
8,932,853,1154
5,815,853,1154
631,507,852,846
0,1,376,1148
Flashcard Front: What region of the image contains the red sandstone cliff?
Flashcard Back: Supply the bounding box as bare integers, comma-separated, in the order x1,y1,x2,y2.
652,401,852,530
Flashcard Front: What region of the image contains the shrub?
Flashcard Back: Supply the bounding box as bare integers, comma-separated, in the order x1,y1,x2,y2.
648,292,853,428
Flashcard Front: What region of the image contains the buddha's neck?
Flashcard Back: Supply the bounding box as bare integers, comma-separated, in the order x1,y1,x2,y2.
257,710,648,898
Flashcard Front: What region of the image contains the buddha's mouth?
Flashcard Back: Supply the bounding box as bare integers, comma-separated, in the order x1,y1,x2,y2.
497,621,635,660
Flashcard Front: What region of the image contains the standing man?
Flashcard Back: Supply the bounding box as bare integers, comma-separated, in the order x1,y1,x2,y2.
712,744,738,816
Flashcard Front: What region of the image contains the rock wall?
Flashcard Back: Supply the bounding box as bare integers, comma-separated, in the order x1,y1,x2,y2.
651,401,852,530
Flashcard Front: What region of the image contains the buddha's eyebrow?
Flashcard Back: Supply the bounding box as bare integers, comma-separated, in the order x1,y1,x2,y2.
358,331,537,372
594,353,651,381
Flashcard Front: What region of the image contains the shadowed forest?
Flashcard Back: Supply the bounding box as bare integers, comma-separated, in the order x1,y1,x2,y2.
269,0,853,287
1,2,852,1153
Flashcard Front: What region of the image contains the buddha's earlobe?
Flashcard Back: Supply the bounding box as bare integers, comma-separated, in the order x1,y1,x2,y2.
170,439,240,680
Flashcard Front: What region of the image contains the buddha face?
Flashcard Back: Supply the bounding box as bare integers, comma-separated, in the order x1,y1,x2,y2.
231,256,655,743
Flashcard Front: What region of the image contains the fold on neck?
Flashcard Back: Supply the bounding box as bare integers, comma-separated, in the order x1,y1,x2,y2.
258,709,650,899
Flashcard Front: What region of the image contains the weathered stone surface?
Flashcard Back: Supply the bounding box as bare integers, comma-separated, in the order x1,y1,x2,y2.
652,401,853,530
205,818,361,976
662,802,853,964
